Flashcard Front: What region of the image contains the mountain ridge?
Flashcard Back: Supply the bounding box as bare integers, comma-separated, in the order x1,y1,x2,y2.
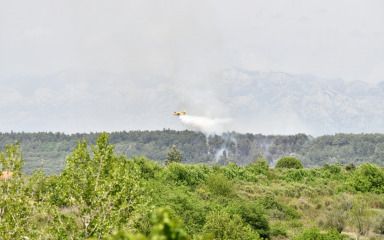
1,68,383,135
220,68,384,135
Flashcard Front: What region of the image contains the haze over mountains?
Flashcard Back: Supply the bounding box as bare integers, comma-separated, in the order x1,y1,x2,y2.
1,68,383,136
1,1,382,136
222,69,384,135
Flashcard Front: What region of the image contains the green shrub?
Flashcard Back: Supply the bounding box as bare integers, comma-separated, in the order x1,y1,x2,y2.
102,231,147,240
270,223,288,237
165,163,207,186
345,163,356,171
257,196,301,220
348,163,384,193
165,190,207,235
148,181,208,236
246,158,270,175
222,162,259,183
284,169,312,182
275,157,303,169
323,164,342,174
166,163,189,184
348,196,374,238
321,164,349,181
292,227,345,240
227,200,270,238
101,208,188,240
373,212,384,234
150,208,188,240
205,173,235,197
202,211,260,240
288,220,303,228
320,208,347,233
131,156,162,179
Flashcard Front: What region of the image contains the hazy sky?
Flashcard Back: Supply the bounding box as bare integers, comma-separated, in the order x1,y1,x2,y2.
0,0,383,133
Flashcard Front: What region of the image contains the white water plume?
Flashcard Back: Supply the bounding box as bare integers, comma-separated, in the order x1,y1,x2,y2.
179,115,232,134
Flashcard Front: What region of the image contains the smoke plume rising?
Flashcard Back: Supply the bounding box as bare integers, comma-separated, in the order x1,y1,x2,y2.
179,115,232,134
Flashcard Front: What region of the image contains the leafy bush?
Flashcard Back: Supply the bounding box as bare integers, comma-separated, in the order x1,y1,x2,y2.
165,163,189,184
101,208,188,240
348,163,384,193
163,188,208,235
103,231,147,240
227,200,270,238
320,208,347,233
275,157,303,169
345,163,356,171
131,156,162,179
269,223,288,237
202,211,260,240
205,173,235,197
257,196,301,220
292,227,345,240
284,169,312,182
318,193,353,233
222,162,243,180
373,212,384,234
320,164,350,181
150,208,188,240
348,197,375,238
222,162,259,183
165,163,207,186
322,164,342,174
245,158,270,175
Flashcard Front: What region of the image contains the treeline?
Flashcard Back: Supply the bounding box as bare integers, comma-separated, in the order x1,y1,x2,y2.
297,133,384,167
0,131,383,174
1,133,384,239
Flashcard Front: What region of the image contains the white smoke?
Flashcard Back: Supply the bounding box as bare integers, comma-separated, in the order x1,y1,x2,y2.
179,115,232,134
214,146,227,163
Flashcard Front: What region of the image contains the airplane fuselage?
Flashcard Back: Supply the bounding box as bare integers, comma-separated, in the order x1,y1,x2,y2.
174,110,186,116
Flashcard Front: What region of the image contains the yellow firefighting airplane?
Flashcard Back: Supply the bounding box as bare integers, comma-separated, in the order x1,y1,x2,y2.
174,110,186,116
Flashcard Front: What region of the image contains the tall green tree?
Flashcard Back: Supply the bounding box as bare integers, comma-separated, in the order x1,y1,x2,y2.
59,133,145,239
165,145,182,166
0,142,33,239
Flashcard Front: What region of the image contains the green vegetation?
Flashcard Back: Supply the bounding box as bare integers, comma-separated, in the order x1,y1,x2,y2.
348,163,384,193
1,131,384,175
0,133,384,239
275,157,304,169
298,133,384,167
292,228,345,240
165,145,183,166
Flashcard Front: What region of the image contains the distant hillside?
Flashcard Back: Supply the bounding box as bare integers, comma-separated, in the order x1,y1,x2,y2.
1,131,383,175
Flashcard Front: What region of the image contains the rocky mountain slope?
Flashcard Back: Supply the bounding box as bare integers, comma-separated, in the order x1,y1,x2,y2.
221,69,384,135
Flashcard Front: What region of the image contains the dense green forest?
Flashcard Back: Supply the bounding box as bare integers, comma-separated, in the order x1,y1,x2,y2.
0,131,383,175
1,133,384,239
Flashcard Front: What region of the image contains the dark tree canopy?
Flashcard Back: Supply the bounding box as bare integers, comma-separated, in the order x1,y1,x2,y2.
275,157,303,169
2,131,384,175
